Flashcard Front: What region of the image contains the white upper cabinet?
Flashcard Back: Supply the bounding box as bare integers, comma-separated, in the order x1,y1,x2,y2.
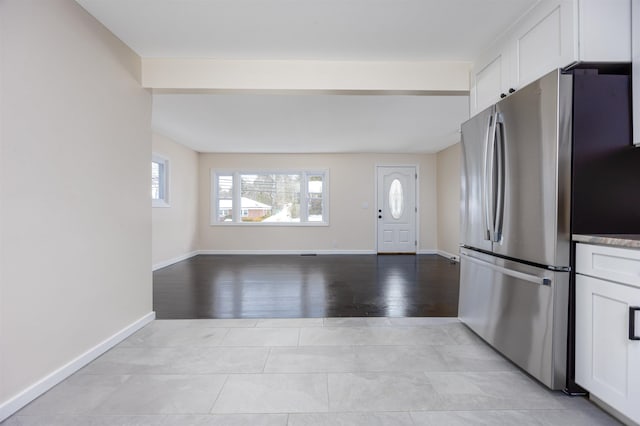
577,0,632,62
470,0,632,116
511,1,575,90
469,45,511,114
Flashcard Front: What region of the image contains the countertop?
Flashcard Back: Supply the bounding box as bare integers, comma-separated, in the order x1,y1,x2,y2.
573,234,640,249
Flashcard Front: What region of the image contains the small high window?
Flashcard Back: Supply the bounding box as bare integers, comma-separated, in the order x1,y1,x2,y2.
152,154,169,207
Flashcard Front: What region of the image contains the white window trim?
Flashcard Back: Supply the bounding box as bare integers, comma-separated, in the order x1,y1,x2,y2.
152,153,170,208
210,169,330,226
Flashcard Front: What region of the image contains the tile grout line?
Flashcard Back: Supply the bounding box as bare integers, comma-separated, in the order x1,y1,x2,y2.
262,347,272,373
219,327,232,344
207,374,230,414
408,410,419,426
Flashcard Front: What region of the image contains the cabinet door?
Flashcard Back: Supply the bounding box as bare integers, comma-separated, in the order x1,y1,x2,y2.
470,51,508,116
575,274,640,422
578,0,631,62
511,0,575,89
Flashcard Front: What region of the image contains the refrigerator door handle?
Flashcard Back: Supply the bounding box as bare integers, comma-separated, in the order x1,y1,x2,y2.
494,112,505,242
483,112,497,241
461,253,552,286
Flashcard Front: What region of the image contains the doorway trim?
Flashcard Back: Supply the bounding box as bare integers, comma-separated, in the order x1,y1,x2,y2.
375,164,419,253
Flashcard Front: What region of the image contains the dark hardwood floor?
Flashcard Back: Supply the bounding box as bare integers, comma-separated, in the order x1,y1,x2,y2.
153,254,460,319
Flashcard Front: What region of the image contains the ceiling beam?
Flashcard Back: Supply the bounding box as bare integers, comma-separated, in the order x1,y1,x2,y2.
142,58,470,93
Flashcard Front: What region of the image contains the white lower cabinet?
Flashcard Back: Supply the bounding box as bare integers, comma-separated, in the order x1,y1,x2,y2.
575,243,640,424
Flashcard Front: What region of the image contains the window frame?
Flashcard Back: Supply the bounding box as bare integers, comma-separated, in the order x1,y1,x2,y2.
152,153,170,208
211,169,329,226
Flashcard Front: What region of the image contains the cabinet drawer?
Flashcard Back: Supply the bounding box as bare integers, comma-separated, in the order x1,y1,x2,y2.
576,243,640,289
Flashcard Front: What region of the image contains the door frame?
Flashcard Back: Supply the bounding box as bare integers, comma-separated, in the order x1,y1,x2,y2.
375,164,419,253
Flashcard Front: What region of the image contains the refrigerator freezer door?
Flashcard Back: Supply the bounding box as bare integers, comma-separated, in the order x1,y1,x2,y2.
459,248,569,390
460,105,495,253
492,70,572,269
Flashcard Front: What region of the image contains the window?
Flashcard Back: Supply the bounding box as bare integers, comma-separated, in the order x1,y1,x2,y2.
152,154,169,207
212,170,328,225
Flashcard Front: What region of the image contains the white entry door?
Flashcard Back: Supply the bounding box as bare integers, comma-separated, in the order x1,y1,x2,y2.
377,166,417,253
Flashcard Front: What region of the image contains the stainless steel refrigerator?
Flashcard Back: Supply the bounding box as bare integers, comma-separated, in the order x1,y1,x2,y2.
460,66,638,391
459,69,574,390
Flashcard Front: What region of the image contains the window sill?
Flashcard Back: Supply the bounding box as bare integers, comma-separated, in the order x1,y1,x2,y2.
210,221,329,227
152,200,171,208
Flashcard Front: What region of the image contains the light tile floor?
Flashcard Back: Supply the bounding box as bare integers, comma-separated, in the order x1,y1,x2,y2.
2,318,621,426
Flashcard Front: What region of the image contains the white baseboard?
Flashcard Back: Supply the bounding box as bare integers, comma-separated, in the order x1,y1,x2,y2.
417,249,437,255
152,251,199,271
198,249,377,255
437,250,460,262
153,249,459,260
0,312,155,422
417,249,459,261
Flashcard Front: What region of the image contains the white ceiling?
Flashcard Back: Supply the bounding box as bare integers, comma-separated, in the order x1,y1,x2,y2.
75,0,538,61
75,0,539,153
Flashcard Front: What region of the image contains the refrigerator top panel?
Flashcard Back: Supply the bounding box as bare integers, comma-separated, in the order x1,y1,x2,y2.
460,105,495,254
491,69,572,269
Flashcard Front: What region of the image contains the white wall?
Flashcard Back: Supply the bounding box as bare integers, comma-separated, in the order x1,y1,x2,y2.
0,0,152,413
436,142,461,258
152,132,199,268
198,153,437,253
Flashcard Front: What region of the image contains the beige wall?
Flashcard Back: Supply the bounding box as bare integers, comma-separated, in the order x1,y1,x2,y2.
436,142,462,258
198,153,437,252
142,58,471,92
0,0,151,408
152,132,199,267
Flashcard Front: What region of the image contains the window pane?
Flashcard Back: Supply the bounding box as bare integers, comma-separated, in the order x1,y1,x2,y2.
240,173,300,222
308,175,323,222
217,175,233,222
151,161,166,201
152,155,169,207
389,178,404,219
151,162,160,199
